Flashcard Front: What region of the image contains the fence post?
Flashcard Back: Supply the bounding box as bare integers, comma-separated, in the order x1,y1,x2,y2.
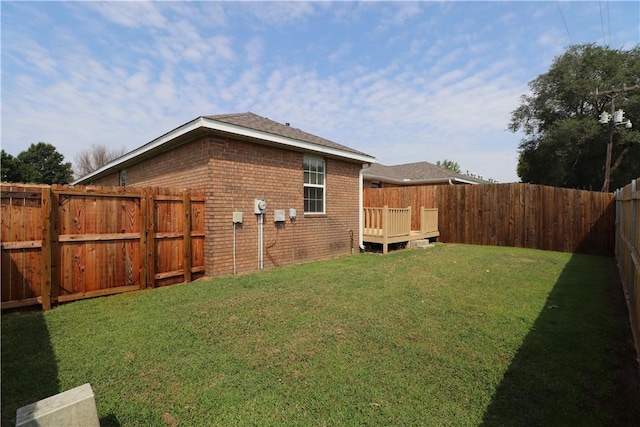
139,188,148,289
40,187,52,310
615,188,620,262
382,206,389,254
147,189,156,288
183,190,192,283
629,179,637,308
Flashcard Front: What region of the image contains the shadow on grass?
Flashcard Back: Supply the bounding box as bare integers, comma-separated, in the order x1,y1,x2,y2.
100,413,121,426
480,251,640,426
1,308,60,426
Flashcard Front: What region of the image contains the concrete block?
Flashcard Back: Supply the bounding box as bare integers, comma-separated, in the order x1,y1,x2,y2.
410,240,436,249
16,383,100,427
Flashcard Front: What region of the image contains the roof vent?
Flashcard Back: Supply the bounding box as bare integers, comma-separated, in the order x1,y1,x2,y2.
285,122,290,126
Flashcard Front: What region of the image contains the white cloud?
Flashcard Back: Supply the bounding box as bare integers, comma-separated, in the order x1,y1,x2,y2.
245,2,318,26
329,43,352,62
245,37,264,63
87,1,167,28
387,2,423,26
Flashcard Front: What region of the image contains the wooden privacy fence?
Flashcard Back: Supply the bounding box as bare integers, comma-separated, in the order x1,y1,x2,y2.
364,183,615,256
615,178,639,351
1,183,205,310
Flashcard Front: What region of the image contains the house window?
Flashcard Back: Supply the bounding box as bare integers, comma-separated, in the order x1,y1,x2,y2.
119,170,126,186
303,156,325,214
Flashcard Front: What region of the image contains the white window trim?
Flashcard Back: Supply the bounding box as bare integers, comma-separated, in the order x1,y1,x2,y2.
303,155,326,214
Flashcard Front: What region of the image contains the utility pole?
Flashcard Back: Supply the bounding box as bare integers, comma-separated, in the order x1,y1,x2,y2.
603,96,616,193
592,84,639,192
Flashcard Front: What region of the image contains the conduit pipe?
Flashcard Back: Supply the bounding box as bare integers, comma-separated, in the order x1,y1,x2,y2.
257,213,264,270
359,165,366,250
233,223,237,274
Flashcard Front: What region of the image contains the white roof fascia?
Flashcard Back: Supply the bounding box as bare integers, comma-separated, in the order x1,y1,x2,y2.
73,116,375,184
450,177,483,185
363,176,482,185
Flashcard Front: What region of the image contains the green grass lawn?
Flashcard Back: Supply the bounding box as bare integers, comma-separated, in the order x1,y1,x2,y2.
2,244,638,426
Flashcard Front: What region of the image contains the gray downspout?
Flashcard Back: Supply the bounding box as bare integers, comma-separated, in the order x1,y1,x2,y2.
359,165,366,250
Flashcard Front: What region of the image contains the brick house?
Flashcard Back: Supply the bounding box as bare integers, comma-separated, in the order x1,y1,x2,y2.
74,112,376,276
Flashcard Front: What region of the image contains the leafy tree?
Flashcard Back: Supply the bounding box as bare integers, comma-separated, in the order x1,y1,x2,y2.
74,144,127,178
1,150,23,182
436,159,461,173
510,44,640,190
7,143,74,184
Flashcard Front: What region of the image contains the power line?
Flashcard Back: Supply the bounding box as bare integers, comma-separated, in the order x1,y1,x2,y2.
607,0,611,47
556,1,573,44
599,0,607,46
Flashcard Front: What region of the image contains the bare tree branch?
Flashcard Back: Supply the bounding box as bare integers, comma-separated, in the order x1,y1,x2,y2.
74,144,127,178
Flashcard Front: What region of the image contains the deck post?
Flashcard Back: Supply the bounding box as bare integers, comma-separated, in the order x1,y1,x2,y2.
382,206,389,254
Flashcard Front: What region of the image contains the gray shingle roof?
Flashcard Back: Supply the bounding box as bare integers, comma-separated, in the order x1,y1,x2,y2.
206,112,371,158
363,162,485,183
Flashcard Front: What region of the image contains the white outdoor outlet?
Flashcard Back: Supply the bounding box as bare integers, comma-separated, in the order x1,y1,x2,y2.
232,211,243,224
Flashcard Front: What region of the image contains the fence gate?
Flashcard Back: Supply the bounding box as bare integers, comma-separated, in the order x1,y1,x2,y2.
1,184,205,310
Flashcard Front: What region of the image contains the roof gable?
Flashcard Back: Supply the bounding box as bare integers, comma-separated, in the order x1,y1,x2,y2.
74,112,375,184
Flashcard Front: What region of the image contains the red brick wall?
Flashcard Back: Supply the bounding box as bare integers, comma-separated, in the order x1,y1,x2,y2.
90,135,361,276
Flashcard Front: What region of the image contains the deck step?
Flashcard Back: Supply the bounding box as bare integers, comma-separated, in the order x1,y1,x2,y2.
410,240,436,249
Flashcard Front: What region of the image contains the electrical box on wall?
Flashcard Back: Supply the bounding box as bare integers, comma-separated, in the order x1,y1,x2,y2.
274,210,286,222
289,208,296,220
254,199,266,214
232,211,243,224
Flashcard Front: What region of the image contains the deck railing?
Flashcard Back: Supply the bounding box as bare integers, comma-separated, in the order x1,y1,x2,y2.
363,206,440,254
420,208,438,233
363,206,411,238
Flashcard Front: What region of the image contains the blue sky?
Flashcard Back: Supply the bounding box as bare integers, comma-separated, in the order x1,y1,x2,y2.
2,1,638,183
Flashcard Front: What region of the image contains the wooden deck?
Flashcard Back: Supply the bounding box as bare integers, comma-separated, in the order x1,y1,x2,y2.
363,206,439,254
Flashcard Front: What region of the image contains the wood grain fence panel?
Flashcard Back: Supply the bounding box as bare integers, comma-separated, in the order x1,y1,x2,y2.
462,185,472,245
183,191,192,283
1,185,45,306
191,194,205,278
452,186,462,243
364,183,614,256
556,187,564,251
40,187,52,310
1,184,204,309
615,178,639,365
146,189,156,288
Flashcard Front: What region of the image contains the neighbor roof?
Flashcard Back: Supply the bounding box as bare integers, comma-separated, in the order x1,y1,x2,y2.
74,112,376,184
363,162,485,185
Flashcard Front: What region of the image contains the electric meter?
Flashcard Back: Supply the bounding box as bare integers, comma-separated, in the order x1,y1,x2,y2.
254,199,266,214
